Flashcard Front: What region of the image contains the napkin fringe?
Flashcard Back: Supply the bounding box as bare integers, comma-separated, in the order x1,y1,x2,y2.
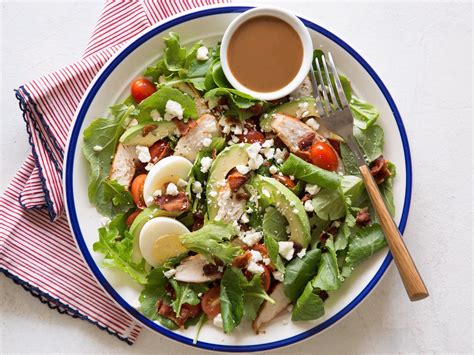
15,89,58,220
1,267,134,345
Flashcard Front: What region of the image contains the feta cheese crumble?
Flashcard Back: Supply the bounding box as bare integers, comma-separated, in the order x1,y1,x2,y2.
305,118,320,131
272,271,284,282
304,200,314,212
192,181,203,194
93,145,103,152
274,148,288,164
166,183,179,196
305,183,321,196
297,248,307,258
196,46,209,61
247,261,265,274
269,165,278,174
239,229,263,246
200,156,213,173
236,165,250,175
278,241,295,260
164,100,184,121
213,313,224,328
262,188,271,198
202,137,212,147
150,109,162,122
136,145,151,163
163,269,176,278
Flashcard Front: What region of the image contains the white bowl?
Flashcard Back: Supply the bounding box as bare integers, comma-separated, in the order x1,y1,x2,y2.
220,6,313,101
63,4,412,352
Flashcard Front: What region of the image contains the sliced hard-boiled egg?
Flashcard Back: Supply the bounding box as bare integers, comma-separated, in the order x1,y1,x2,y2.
139,217,189,267
143,155,193,206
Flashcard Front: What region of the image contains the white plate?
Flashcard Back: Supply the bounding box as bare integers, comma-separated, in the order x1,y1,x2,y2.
64,5,412,352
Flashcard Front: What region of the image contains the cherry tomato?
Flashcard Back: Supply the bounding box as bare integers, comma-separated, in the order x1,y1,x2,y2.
131,174,147,208
131,78,156,103
310,141,339,171
126,209,141,228
180,303,201,319
201,286,221,318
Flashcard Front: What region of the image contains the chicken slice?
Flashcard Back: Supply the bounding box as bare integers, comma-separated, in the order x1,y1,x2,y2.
109,143,138,189
174,114,220,162
174,254,222,283
271,113,316,153
253,283,291,333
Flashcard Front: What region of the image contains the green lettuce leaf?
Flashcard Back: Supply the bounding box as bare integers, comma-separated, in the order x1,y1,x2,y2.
82,104,135,216
137,86,197,122
169,279,208,316
241,273,273,321
354,124,384,162
345,224,387,266
103,179,134,214
312,239,341,291
139,267,170,319
262,207,289,242
179,222,241,264
312,175,364,221
264,235,285,274
204,88,259,109
220,267,244,333
163,32,187,72
349,97,380,130
283,248,321,301
291,282,325,321
280,154,341,189
380,162,396,216
93,214,147,284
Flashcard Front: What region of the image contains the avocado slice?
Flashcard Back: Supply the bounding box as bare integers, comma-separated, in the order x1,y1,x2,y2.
260,97,318,132
130,207,181,262
206,144,250,220
119,122,176,146
252,175,311,248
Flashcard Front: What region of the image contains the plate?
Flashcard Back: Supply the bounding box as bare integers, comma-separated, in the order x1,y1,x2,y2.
64,5,412,352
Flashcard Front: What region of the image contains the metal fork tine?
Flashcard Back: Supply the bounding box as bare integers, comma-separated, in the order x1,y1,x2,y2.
321,56,341,110
309,66,326,117
327,52,349,108
314,58,332,115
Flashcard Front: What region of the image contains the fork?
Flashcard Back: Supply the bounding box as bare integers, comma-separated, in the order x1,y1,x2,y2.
309,53,428,301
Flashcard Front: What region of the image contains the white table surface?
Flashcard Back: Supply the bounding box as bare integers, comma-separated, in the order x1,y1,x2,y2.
1,1,472,354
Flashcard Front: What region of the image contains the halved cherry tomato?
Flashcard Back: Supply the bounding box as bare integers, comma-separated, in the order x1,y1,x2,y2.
310,141,339,171
201,286,220,318
126,209,141,228
131,174,147,208
131,78,156,103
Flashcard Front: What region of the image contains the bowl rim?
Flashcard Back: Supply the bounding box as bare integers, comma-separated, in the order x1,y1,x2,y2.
63,5,412,352
220,6,313,100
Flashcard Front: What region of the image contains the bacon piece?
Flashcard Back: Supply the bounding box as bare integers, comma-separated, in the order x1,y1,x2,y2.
294,149,312,162
301,193,312,203
232,251,252,268
356,207,371,227
298,132,315,151
174,118,197,136
149,140,172,164
272,174,295,188
192,212,204,231
156,301,185,327
370,156,391,184
239,129,265,144
227,170,249,192
142,124,157,136
155,192,190,212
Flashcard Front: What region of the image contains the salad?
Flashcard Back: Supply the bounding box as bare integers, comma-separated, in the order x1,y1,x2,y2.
83,32,395,338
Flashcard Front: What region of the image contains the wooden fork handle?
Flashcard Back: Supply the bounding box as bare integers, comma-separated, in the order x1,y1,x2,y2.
359,165,428,301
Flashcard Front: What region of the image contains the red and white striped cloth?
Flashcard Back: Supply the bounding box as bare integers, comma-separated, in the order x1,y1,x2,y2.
0,0,228,344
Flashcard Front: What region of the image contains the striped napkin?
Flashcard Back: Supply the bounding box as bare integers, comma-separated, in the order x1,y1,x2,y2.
0,0,228,344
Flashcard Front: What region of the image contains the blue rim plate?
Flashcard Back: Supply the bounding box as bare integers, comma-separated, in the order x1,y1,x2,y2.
64,5,412,352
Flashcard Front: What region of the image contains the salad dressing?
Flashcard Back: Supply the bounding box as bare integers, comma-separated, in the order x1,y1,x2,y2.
227,15,303,93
